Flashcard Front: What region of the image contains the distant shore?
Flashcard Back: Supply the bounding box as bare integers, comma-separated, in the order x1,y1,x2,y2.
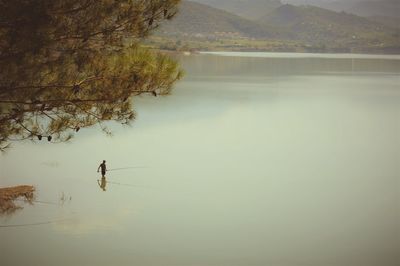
148,37,400,56
160,47,400,56
200,51,400,59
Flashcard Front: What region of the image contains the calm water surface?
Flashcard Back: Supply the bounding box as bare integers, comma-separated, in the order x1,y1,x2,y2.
1,52,399,266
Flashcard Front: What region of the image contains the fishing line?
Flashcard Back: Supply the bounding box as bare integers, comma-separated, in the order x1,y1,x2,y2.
0,218,71,228
14,199,60,206
107,181,139,187
106,181,152,189
106,166,148,172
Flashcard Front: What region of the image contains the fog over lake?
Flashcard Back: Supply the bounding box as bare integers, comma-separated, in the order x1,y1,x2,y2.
1,52,399,266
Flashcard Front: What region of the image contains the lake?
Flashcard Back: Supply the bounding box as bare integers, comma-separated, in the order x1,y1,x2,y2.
1,52,399,266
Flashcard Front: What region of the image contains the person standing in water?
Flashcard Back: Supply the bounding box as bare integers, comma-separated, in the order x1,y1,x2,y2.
97,160,107,177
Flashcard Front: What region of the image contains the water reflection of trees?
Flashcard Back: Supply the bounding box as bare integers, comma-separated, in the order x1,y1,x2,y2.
0,0,183,151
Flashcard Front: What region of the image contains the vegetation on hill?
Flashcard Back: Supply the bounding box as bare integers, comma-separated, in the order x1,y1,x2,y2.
369,16,400,29
158,1,281,39
258,4,399,47
155,1,400,54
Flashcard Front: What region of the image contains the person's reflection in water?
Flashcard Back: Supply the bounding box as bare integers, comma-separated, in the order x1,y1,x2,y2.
97,177,107,192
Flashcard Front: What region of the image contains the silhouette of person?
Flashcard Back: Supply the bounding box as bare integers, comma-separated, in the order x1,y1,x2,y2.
97,177,107,191
97,160,107,177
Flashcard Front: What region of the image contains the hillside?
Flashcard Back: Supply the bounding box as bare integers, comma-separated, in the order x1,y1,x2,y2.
283,0,358,12
157,1,281,39
287,0,400,18
369,16,400,29
192,0,282,20
347,0,400,18
258,4,399,46
152,0,400,53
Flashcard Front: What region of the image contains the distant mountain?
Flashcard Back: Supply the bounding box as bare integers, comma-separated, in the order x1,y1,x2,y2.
157,1,280,39
258,4,398,45
192,0,282,20
347,0,400,18
285,0,400,18
154,0,400,53
283,0,358,10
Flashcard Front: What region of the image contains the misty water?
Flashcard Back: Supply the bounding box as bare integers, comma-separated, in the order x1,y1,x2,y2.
1,52,399,266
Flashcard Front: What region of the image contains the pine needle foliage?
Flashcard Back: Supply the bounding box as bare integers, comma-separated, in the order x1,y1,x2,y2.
0,0,182,151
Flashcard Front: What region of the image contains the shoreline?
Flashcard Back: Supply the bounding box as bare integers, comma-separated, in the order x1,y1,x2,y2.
0,185,35,215
156,47,400,57
199,51,400,59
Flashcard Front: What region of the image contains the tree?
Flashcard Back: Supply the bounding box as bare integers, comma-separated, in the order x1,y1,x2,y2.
0,0,183,151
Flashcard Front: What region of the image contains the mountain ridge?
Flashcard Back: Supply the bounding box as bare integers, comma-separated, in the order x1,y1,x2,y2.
157,1,282,39
153,0,400,53
285,0,400,18
258,4,397,44
192,0,283,19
